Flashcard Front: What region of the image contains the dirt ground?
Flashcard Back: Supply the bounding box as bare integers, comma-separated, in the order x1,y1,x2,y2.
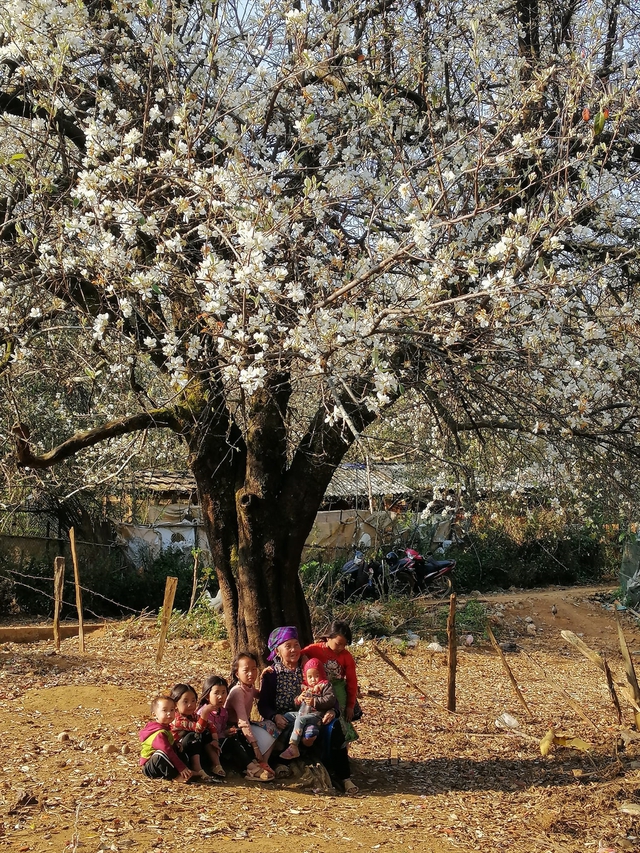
2,584,640,853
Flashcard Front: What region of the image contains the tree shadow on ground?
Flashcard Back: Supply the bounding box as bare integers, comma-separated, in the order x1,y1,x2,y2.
351,755,606,795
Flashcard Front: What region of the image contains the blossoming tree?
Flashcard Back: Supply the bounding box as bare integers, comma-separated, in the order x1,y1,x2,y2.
1,0,639,655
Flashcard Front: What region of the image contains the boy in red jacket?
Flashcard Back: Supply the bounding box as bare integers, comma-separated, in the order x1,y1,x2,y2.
139,696,193,781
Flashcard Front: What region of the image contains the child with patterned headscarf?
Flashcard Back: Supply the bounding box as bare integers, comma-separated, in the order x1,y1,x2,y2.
279,658,336,760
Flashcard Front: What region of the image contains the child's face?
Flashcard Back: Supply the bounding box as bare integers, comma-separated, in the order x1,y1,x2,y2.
327,634,347,654
153,699,176,726
175,690,197,717
209,684,227,709
237,656,258,687
305,667,322,688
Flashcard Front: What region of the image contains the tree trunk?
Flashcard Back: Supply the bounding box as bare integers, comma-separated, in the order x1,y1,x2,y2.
186,375,378,664
192,452,314,664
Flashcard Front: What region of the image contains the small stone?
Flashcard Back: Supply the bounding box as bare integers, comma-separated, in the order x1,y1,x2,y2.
526,623,537,635
57,732,70,742
102,744,118,754
120,744,130,755
524,616,534,623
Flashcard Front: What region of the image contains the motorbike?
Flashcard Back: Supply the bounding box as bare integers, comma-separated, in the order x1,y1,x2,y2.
340,550,383,600
384,547,455,597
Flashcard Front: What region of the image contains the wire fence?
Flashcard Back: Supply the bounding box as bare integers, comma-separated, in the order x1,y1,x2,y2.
2,568,144,618
0,508,115,547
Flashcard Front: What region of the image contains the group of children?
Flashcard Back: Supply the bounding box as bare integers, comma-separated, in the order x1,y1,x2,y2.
138,621,360,785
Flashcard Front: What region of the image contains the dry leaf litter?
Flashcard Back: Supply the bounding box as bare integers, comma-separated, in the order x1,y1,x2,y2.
1,584,639,853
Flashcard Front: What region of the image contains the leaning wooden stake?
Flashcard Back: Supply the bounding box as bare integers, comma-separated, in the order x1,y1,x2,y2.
523,652,599,730
53,557,65,651
603,654,623,724
486,624,532,716
561,629,639,715
371,642,453,712
615,615,640,729
69,528,85,653
156,576,178,664
447,592,457,712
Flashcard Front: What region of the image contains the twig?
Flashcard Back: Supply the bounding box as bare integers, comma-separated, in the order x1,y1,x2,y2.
523,651,599,730
486,624,533,716
371,641,457,714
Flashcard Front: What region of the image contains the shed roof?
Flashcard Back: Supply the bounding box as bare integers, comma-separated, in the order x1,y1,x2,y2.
132,463,413,499
323,463,412,499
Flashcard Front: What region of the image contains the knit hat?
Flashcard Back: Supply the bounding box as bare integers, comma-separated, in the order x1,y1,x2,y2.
303,658,327,681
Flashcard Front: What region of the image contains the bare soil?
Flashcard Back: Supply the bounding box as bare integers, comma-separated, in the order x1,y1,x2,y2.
2,584,640,853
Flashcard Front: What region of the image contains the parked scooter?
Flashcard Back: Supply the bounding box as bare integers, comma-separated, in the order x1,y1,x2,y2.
384,547,454,597
340,550,383,600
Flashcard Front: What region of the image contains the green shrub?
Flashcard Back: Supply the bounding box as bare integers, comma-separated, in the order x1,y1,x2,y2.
162,597,227,640
443,510,618,592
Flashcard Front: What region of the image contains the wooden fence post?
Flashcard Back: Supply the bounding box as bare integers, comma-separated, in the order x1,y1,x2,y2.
188,549,199,614
156,576,178,664
53,557,65,651
447,592,457,712
69,528,85,653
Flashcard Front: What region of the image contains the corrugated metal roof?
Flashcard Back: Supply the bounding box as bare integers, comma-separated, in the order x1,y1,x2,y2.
323,464,412,498
133,464,412,499
133,471,196,494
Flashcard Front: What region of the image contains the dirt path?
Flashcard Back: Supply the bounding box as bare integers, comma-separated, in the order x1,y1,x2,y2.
1,584,640,853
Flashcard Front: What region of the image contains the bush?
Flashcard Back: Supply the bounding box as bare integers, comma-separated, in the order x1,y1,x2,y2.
163,597,227,640
433,599,488,644
443,510,618,592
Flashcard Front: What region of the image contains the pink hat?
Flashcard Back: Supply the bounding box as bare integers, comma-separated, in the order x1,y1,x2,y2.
303,658,327,680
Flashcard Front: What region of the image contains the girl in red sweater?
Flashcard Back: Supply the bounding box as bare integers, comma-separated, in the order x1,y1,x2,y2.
301,620,359,743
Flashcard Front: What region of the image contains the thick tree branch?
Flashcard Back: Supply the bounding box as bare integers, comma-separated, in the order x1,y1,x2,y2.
13,409,184,469
0,92,86,153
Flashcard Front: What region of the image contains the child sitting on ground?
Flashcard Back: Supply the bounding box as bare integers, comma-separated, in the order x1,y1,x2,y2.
138,695,193,782
169,683,222,781
199,674,260,778
301,620,360,743
279,658,336,760
225,652,277,781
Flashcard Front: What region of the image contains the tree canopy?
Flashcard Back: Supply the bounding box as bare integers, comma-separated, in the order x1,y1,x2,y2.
1,0,639,653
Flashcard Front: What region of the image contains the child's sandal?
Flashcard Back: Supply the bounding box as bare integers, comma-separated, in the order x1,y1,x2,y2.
245,766,274,782
193,770,218,783
343,779,359,795
279,745,300,760
212,764,226,778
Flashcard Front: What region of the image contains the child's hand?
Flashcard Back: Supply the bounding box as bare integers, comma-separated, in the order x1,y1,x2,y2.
179,767,193,782
226,726,238,736
199,703,215,719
